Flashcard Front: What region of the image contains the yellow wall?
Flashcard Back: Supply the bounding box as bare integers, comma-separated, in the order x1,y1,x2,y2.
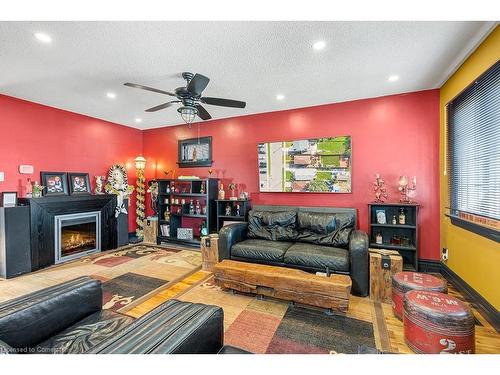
440,26,500,310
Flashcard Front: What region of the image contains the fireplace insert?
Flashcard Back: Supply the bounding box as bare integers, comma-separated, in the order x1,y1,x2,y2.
54,211,101,263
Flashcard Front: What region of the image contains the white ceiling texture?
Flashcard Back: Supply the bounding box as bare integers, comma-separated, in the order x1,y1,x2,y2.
0,21,496,129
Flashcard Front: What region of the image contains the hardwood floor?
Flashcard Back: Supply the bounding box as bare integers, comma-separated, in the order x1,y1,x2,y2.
0,245,498,354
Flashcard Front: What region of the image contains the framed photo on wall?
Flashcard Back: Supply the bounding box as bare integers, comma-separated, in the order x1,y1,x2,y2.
41,171,69,196
68,173,91,195
178,136,213,168
1,192,18,207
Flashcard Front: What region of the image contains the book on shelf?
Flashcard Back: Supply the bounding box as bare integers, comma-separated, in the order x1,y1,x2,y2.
160,224,170,237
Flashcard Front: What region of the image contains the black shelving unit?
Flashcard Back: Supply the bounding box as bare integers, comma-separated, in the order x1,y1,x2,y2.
368,203,419,271
156,178,219,248
216,199,251,231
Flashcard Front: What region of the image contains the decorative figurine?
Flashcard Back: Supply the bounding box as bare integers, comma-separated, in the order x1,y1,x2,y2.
147,180,159,215
235,203,241,216
105,164,134,218
398,175,417,203
195,200,201,215
239,191,249,200
218,183,225,200
375,231,383,245
200,181,205,195
94,176,105,195
199,220,208,236
189,200,195,215
373,173,388,203
228,183,237,200
225,203,232,216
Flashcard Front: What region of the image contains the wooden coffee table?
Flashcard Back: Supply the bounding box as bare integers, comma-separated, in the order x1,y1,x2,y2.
213,260,351,312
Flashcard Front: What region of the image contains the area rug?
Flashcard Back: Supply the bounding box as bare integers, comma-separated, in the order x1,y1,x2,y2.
177,276,376,354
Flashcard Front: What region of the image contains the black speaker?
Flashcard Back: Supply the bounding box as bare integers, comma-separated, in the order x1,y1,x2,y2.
0,206,31,278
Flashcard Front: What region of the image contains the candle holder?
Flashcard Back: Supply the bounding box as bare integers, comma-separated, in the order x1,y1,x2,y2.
398,175,417,203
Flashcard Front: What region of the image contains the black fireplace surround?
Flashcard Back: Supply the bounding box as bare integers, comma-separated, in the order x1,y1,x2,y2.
20,195,117,271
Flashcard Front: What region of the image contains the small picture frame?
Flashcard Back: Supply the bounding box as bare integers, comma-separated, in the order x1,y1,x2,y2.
178,136,213,168
41,172,69,196
68,173,91,195
376,209,387,224
1,192,18,207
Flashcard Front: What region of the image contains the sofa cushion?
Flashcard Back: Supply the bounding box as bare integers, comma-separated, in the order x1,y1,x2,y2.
247,210,298,241
35,310,134,354
296,211,355,248
231,239,293,262
283,242,349,272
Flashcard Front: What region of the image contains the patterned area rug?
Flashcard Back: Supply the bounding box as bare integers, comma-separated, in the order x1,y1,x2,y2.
177,277,376,354
79,245,202,311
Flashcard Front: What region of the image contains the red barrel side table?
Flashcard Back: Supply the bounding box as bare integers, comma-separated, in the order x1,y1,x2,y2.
392,271,447,320
403,290,475,354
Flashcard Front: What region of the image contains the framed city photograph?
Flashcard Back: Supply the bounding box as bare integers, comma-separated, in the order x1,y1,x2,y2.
178,136,213,168
68,173,91,195
40,171,69,196
1,192,18,207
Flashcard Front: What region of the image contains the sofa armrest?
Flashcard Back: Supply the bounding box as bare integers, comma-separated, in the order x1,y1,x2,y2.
218,222,248,260
349,230,369,297
0,276,102,349
0,339,12,354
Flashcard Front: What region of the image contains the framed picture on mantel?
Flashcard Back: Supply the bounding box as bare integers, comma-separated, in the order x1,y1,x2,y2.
41,171,69,196
177,136,213,168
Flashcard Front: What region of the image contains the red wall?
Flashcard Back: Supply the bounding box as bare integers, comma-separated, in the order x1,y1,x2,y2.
143,89,440,260
0,94,143,231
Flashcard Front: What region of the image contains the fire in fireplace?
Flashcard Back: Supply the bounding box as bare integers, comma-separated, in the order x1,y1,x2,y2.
55,211,101,263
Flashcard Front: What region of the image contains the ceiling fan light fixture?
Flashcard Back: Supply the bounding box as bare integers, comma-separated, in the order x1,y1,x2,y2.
178,106,198,125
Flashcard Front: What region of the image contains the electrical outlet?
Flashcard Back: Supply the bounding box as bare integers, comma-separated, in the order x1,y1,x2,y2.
442,248,449,261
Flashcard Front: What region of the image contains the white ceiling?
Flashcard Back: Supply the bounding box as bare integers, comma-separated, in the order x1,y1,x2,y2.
0,21,495,129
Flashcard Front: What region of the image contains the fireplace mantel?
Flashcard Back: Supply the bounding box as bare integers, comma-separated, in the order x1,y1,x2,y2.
19,195,117,270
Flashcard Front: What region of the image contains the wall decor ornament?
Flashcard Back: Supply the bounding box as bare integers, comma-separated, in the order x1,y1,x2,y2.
373,173,388,202
178,136,213,168
147,180,159,215
258,136,352,193
134,156,147,238
105,164,134,218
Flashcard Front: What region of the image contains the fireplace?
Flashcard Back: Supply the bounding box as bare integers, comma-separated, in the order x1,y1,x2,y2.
54,211,101,264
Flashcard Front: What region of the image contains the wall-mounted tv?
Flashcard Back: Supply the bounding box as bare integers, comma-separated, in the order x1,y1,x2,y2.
258,136,352,193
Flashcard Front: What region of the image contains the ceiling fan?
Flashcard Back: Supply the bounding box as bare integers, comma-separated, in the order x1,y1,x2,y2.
124,72,246,125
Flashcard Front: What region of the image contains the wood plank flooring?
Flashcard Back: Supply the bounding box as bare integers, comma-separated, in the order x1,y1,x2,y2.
0,244,498,354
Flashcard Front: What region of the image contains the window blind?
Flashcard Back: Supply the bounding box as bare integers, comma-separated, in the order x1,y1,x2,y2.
447,60,500,238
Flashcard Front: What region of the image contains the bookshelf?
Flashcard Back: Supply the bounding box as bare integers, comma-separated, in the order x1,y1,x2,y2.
156,178,219,248
215,199,251,231
368,203,419,271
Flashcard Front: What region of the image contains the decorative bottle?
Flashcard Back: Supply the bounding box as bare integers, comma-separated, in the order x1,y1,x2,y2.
189,200,195,215
218,184,225,200
391,215,397,225
398,208,406,225
195,200,201,215
375,231,383,244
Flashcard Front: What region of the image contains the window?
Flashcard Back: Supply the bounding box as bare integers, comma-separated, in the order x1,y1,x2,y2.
446,60,500,242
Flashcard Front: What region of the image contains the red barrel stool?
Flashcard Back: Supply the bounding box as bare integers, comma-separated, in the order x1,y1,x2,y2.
392,272,447,320
403,290,475,354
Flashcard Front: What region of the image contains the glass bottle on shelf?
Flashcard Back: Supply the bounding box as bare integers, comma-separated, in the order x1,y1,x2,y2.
218,184,225,200
195,200,201,215
189,200,195,215
398,208,406,225
166,184,171,194
375,231,383,244
391,215,397,225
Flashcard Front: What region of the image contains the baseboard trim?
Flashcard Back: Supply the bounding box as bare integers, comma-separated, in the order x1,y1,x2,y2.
418,259,442,274
440,262,499,333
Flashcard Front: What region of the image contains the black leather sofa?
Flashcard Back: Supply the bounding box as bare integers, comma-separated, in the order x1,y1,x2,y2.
218,205,369,296
0,276,249,354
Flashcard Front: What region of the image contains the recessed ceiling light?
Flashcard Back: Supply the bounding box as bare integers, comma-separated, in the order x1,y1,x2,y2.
106,92,116,99
135,118,142,123
34,32,52,43
388,75,400,82
276,94,285,101
312,41,326,51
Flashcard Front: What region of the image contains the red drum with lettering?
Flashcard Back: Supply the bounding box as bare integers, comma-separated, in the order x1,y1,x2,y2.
392,272,447,320
403,290,475,354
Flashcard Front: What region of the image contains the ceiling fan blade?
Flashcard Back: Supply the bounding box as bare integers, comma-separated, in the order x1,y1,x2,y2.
124,82,176,97
195,104,212,120
187,74,210,96
145,101,179,112
201,97,246,108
